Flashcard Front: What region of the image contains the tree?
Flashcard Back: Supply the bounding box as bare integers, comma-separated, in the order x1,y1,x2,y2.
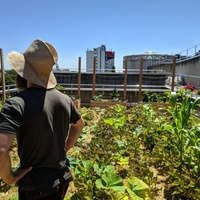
111,65,116,73
0,69,16,85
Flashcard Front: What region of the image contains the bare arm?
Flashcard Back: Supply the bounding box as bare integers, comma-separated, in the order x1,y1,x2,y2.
65,117,85,152
0,133,32,185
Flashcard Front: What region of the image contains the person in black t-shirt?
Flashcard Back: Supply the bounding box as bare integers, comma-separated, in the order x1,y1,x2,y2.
0,39,84,200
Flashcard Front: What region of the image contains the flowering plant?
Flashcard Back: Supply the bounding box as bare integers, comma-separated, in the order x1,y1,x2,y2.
183,84,196,91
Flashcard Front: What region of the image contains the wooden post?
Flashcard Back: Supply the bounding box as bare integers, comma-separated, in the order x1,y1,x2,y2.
78,57,81,98
171,57,176,92
0,49,6,102
92,57,96,98
123,57,128,100
138,58,143,102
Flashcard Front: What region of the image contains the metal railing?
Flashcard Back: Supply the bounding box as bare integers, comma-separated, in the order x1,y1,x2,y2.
159,44,200,64
178,44,200,59
0,84,17,95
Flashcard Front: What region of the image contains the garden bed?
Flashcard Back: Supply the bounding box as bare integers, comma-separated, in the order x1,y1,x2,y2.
1,93,200,199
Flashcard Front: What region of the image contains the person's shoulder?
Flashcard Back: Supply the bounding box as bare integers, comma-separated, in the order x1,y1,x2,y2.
1,94,25,111
9,89,31,101
7,91,25,101
7,88,34,104
51,88,68,96
49,88,72,100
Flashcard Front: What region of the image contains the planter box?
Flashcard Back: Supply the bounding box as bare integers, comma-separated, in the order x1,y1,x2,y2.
73,100,81,109
90,100,127,108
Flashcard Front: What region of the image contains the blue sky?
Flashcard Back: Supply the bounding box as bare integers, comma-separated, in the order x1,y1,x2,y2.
0,0,199,71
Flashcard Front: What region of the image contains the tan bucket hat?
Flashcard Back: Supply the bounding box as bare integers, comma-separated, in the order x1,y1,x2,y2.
7,39,57,89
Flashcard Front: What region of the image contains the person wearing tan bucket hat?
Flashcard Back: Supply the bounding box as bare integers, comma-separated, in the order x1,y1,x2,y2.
0,39,84,199
7,39,58,89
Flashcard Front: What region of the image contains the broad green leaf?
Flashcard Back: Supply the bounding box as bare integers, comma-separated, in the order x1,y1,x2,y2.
126,188,144,200
82,160,93,171
93,162,103,175
103,165,116,173
126,177,149,198
95,172,124,192
104,118,115,126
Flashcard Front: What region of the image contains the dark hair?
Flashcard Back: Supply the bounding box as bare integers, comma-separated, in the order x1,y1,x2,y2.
16,74,27,90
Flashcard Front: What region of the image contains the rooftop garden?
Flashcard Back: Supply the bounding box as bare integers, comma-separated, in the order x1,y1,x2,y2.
1,89,200,200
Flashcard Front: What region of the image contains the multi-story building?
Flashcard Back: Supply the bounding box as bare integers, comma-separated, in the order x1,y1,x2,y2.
86,45,115,72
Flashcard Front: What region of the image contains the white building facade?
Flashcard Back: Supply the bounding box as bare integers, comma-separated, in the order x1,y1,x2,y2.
86,45,115,72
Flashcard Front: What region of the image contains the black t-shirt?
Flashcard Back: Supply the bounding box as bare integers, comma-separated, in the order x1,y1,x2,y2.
0,87,81,190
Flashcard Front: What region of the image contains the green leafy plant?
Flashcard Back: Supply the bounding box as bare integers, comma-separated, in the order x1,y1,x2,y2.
3,99,200,199
142,90,171,103
92,92,104,101
95,172,124,192
126,177,149,200
161,92,200,197
0,69,16,85
110,88,120,101
70,160,126,199
168,92,200,169
55,84,67,94
111,65,116,73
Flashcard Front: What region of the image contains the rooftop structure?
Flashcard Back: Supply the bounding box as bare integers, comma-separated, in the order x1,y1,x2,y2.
123,51,174,70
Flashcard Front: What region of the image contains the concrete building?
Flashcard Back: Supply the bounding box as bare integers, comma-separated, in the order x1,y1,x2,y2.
123,51,174,71
86,45,115,72
148,54,200,87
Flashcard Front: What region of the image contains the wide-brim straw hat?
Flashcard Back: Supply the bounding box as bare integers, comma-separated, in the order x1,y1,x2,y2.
7,39,57,89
